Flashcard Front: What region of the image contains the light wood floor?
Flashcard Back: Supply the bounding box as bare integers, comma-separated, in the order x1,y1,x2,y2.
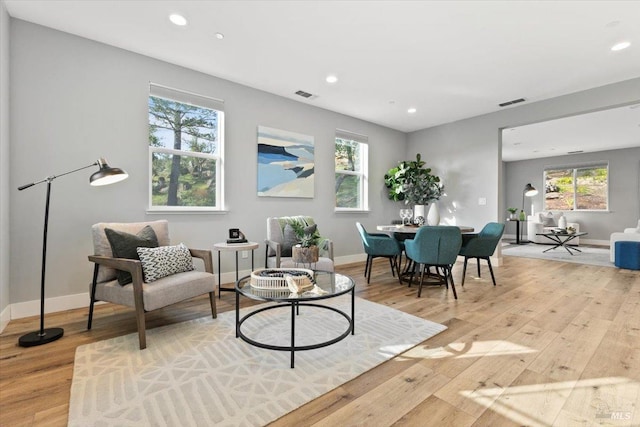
1,256,639,426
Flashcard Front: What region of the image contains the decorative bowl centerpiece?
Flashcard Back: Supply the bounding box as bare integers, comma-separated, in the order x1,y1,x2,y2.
250,268,315,291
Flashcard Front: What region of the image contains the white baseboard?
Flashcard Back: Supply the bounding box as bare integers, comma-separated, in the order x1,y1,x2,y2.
335,253,367,265
6,250,509,321
0,304,10,333
581,238,609,246
5,265,353,319
10,292,91,320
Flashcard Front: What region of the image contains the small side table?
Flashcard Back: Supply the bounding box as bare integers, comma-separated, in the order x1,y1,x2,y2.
213,241,259,298
506,218,527,244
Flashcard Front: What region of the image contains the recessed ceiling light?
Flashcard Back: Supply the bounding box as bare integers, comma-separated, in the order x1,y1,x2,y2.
326,75,338,84
407,108,417,114
611,41,631,51
169,14,187,26
215,32,224,40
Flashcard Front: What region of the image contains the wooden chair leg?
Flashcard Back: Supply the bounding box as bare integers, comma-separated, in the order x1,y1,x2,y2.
388,257,396,277
486,257,497,286
447,266,458,299
209,291,217,318
366,256,373,284
417,264,426,297
461,257,468,287
477,258,481,277
135,305,147,350
364,255,370,278
408,261,417,288
394,256,402,284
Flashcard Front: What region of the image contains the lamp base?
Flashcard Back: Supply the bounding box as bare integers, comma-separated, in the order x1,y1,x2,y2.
18,327,64,347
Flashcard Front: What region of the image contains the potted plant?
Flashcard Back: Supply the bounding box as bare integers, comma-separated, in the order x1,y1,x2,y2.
507,207,518,219
289,220,320,264
384,153,444,223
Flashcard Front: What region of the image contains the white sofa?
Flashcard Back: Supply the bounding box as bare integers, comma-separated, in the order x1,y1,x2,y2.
610,220,640,262
527,211,580,245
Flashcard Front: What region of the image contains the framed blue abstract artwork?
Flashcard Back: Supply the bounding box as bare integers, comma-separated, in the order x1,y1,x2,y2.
257,126,315,198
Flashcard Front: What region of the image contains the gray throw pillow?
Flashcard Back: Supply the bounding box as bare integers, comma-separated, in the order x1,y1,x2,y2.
104,225,159,285
282,223,317,257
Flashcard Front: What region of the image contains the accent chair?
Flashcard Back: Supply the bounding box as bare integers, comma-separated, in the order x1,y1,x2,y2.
458,222,505,287
355,222,402,284
404,226,462,298
87,220,216,349
265,216,334,271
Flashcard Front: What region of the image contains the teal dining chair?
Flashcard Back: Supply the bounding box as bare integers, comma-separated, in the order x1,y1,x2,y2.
355,222,402,284
458,222,505,287
404,226,462,298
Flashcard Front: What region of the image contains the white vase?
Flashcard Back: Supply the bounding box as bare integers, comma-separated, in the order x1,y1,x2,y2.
427,202,440,226
558,215,567,229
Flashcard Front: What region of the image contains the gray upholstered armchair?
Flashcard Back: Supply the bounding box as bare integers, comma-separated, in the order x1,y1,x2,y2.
265,216,334,271
87,220,216,349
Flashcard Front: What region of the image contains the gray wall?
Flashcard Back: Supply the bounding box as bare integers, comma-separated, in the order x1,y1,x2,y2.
7,17,640,308
407,117,501,233
408,78,640,238
504,147,640,241
9,20,406,304
1,2,10,315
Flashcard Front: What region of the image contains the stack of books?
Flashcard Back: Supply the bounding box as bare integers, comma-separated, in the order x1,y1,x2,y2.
227,238,248,244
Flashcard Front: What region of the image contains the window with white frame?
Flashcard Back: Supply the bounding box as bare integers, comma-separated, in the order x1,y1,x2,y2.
335,130,368,210
148,83,224,211
543,163,608,211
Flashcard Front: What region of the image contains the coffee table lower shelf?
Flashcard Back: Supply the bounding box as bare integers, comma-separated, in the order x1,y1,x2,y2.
536,232,587,255
235,302,354,369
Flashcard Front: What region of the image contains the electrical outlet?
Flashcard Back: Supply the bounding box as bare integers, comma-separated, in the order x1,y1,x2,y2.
478,197,487,205
242,250,248,259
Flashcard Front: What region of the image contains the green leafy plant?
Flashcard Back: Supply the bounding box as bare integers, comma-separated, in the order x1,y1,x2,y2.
384,153,444,205
507,207,518,214
289,219,320,247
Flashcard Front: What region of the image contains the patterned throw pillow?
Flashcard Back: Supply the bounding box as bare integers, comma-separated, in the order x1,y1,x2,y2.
136,243,195,283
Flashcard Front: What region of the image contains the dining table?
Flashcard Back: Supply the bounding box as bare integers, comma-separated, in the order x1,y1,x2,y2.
376,224,475,234
376,224,476,283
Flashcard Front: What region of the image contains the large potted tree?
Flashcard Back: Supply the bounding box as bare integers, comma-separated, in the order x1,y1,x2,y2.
384,153,444,225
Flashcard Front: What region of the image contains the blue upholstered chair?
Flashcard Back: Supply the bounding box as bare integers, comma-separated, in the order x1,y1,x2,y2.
356,222,402,283
404,226,462,298
458,222,505,287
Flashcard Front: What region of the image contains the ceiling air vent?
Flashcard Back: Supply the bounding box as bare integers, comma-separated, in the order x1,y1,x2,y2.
295,90,314,98
499,98,526,107
567,150,584,154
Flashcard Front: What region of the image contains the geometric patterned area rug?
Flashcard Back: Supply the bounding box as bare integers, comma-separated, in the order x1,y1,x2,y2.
502,243,614,267
68,296,446,426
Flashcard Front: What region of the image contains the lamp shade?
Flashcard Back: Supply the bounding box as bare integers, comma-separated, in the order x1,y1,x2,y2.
90,158,129,186
523,183,538,197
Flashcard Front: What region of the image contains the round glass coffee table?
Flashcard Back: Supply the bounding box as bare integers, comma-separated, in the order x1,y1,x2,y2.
235,271,355,368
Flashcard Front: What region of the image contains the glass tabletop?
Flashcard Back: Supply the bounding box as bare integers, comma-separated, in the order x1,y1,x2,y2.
236,270,355,302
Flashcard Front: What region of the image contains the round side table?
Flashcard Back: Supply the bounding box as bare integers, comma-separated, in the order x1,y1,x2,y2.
213,241,259,298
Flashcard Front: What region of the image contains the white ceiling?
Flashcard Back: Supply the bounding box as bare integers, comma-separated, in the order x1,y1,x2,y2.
5,0,640,157
502,102,640,161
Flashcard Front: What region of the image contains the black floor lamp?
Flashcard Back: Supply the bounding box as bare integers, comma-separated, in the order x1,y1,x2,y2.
520,183,539,242
17,158,128,347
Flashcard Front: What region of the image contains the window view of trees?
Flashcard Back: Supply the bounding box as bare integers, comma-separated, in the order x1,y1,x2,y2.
544,165,608,211
148,95,221,208
335,137,367,209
